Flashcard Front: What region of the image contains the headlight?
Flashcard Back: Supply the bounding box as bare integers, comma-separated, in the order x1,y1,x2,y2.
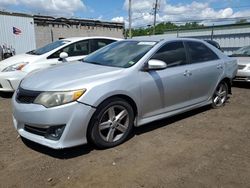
2,62,29,72
34,89,86,108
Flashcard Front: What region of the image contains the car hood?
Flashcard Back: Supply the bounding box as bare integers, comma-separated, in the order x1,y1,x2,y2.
21,61,125,91
0,53,39,71
234,57,250,65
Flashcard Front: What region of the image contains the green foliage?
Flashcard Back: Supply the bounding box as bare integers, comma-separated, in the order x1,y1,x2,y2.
235,19,248,24
125,22,204,37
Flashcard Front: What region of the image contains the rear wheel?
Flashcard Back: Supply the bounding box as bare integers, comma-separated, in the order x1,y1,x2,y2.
88,98,134,148
211,81,228,108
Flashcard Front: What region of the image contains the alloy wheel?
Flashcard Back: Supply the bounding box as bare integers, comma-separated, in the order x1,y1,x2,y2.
98,105,129,143
213,83,228,107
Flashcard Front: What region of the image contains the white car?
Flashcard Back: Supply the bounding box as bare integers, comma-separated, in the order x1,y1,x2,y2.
0,37,120,92
230,45,250,82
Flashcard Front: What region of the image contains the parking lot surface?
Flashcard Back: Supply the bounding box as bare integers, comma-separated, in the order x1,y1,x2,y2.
0,83,249,188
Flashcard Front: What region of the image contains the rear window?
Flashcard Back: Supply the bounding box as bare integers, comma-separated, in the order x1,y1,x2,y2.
90,39,116,53
186,41,219,63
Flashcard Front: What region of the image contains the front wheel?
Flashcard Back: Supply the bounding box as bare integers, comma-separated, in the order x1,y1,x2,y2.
88,98,134,148
211,81,228,108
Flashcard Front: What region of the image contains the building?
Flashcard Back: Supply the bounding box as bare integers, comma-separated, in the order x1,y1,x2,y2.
134,23,250,55
0,11,36,58
34,15,124,48
0,11,124,58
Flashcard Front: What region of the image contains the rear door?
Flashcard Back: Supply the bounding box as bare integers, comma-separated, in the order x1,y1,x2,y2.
184,41,223,104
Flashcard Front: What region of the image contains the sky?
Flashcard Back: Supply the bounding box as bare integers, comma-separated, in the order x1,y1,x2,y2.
1,0,250,27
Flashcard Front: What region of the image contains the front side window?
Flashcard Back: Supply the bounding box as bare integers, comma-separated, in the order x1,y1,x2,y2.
151,41,187,67
49,40,89,59
84,40,156,68
27,40,70,55
187,41,219,63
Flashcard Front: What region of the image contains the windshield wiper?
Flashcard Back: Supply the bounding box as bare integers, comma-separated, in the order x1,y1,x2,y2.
26,50,39,55
83,60,103,65
230,54,250,57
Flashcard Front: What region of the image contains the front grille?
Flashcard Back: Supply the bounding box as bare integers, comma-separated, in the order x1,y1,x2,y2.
235,76,250,81
24,124,48,136
16,87,41,104
238,65,246,70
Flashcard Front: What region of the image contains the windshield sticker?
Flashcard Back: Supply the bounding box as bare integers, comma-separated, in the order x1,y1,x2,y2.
62,40,70,44
128,61,136,65
137,41,156,46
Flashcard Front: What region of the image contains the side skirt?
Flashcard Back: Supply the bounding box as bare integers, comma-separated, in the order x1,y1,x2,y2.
135,100,211,127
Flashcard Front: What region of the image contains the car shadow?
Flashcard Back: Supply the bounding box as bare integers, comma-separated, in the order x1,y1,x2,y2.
21,105,212,159
232,82,250,89
134,105,211,136
21,137,94,159
0,92,13,98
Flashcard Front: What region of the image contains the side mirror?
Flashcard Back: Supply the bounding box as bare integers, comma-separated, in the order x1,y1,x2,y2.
59,52,68,61
146,59,167,70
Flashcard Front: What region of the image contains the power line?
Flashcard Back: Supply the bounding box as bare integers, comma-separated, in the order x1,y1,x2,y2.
130,4,250,21
118,3,250,28
166,16,250,24
131,16,250,29
212,4,250,10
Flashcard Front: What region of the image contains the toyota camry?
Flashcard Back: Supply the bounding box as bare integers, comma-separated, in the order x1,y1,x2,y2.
12,38,237,149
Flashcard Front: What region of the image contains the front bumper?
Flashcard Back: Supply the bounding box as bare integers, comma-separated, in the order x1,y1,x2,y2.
234,69,250,82
0,71,26,92
12,92,96,149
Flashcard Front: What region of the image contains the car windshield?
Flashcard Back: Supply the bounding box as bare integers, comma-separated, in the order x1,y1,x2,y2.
26,40,70,55
231,46,250,57
83,40,156,68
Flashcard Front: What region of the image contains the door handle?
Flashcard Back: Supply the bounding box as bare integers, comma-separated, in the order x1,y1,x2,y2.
217,64,223,69
184,70,192,76
184,70,188,76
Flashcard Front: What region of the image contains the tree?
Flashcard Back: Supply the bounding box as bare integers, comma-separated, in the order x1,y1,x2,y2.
235,19,248,24
126,21,204,37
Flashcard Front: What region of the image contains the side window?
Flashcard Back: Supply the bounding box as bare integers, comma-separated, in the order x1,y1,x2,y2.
48,40,89,59
151,41,187,67
90,39,115,53
187,41,219,63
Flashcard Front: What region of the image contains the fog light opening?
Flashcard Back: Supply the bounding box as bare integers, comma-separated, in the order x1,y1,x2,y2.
45,125,65,140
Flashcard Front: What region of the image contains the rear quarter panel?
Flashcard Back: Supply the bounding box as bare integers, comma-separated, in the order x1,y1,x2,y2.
224,57,238,79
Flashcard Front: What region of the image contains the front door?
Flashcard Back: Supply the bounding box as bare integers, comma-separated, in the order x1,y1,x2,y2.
47,40,90,64
139,41,192,119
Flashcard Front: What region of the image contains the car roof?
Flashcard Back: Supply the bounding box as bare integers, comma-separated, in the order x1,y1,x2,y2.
130,36,206,43
61,36,123,43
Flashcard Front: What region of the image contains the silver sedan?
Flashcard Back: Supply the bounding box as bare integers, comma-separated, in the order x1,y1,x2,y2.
12,38,237,149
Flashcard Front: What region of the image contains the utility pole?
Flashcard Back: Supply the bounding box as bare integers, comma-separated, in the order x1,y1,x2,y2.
153,0,158,35
211,24,214,40
128,0,132,38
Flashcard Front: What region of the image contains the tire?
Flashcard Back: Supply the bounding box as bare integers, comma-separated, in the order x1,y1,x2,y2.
88,97,134,149
211,81,228,108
